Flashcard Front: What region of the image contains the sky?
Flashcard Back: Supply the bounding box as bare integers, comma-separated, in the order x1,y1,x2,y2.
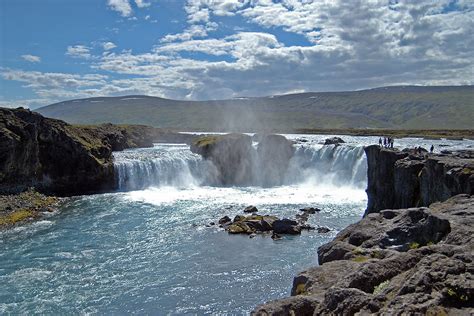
0,0,473,108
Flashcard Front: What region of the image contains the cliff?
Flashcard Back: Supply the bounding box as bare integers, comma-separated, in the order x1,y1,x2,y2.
365,145,474,215
0,107,194,195
190,133,295,186
253,194,473,315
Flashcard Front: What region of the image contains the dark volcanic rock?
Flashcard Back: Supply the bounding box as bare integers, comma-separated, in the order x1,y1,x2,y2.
273,218,301,235
253,195,474,315
190,133,255,185
324,137,345,145
257,134,295,186
0,107,195,196
191,133,295,186
365,145,474,215
244,205,258,213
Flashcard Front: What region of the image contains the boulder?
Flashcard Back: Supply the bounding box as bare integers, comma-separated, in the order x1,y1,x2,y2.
244,205,258,213
300,207,320,214
218,215,231,225
273,218,301,235
324,137,345,145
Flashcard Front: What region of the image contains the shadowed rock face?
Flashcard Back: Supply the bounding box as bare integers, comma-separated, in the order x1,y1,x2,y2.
0,108,194,195
365,145,474,215
190,133,295,186
253,194,474,315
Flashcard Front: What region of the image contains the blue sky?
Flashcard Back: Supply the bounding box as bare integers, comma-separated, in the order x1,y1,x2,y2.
0,0,473,108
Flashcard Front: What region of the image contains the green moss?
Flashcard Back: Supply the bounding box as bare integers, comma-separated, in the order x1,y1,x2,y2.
409,242,420,249
193,136,219,147
294,283,307,295
352,255,369,263
0,209,34,226
373,280,390,295
370,250,384,259
352,247,364,255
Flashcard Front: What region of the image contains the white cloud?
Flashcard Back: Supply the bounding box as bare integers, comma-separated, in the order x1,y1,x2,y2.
21,54,41,63
160,23,217,43
134,0,150,8
2,1,473,106
66,45,92,59
107,0,132,17
102,42,117,51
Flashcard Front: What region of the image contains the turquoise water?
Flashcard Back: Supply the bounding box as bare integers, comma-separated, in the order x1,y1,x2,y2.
0,187,365,314
1,135,470,314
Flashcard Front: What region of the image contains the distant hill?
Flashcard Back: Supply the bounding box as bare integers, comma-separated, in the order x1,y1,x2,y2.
36,86,474,131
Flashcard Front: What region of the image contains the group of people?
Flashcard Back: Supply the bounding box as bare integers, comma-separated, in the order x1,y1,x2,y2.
379,136,394,148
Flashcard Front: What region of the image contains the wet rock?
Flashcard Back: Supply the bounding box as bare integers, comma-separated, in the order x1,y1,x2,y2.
316,227,331,234
300,207,321,214
301,224,316,231
233,215,246,222
218,216,231,225
324,137,345,145
244,205,258,213
273,218,301,235
271,232,282,240
228,222,254,234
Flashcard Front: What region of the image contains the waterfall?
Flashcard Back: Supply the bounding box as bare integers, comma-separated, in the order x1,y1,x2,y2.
285,144,367,188
113,144,219,191
113,143,367,191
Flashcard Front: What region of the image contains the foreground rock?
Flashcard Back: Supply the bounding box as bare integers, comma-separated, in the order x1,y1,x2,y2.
0,107,195,195
0,190,62,228
365,145,474,215
253,195,474,315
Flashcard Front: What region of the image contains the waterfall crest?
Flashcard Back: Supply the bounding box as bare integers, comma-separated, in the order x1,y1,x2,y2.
113,143,367,191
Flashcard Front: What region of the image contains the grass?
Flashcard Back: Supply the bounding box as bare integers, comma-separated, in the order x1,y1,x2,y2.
36,86,474,131
373,280,390,295
409,242,420,250
352,255,369,263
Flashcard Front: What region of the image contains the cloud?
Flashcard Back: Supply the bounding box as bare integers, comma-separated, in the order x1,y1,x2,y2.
66,45,92,59
134,0,150,8
2,1,474,107
102,42,117,51
107,0,132,17
107,0,150,17
160,23,217,42
21,54,41,63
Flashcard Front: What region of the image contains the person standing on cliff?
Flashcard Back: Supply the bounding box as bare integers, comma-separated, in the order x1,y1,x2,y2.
430,144,434,153
390,138,394,149
379,137,382,147
383,137,387,147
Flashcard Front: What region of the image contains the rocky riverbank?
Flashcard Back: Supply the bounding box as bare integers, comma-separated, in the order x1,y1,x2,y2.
253,194,474,315
0,190,62,228
0,107,195,196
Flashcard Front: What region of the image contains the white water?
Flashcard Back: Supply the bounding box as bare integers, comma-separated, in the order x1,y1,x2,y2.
113,141,368,192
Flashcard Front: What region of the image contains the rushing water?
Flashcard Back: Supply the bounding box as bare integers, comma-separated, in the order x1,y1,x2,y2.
0,134,472,314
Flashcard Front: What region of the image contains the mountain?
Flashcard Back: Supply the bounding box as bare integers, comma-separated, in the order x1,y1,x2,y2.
36,86,474,131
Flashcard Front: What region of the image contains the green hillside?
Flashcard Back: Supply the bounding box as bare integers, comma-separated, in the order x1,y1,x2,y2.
36,86,474,131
